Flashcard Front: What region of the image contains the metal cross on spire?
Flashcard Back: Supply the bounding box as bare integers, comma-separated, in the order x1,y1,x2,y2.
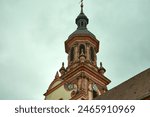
80,0,84,13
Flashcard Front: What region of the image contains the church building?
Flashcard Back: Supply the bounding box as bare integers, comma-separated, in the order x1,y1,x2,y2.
44,2,111,100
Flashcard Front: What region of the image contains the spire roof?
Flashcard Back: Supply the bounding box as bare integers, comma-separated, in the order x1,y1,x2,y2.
75,0,88,29
68,1,96,39
81,0,83,13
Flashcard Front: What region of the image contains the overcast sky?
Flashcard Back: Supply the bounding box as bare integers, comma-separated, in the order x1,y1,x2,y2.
0,0,150,100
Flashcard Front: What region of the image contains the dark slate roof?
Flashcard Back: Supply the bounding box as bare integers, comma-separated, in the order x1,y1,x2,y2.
94,68,150,100
76,12,89,24
68,29,96,39
68,8,96,39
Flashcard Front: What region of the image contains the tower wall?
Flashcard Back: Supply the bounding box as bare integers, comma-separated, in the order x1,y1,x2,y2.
44,2,111,100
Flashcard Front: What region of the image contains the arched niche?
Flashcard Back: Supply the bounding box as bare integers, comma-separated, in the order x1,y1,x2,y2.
79,44,85,54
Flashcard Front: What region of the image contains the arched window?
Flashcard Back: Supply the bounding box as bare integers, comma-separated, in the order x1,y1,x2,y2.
90,47,94,61
79,44,85,54
70,47,74,61
81,21,84,26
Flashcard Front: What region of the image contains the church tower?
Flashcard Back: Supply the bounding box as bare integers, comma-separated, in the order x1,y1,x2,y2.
44,2,111,100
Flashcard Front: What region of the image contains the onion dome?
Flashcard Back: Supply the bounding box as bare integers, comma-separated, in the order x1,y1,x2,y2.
68,2,96,39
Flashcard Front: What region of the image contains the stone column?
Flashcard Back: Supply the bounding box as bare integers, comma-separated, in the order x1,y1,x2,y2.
77,77,82,91
94,48,97,66
86,43,90,62
88,83,93,100
74,43,78,62
85,78,89,94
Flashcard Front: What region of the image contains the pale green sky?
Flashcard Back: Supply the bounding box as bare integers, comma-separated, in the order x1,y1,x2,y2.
0,0,150,99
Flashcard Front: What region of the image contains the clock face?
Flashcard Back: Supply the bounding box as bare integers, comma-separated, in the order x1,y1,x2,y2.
65,83,74,91
93,84,98,91
67,84,74,90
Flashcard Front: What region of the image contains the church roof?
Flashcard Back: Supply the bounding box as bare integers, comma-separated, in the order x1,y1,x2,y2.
68,29,96,39
94,68,150,100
